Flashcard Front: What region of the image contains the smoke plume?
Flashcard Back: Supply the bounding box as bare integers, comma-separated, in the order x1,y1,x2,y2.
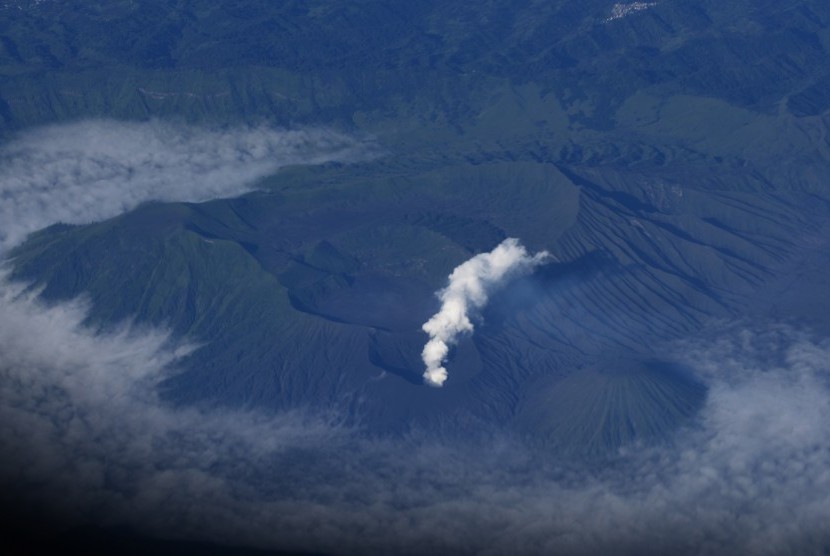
3,120,830,554
421,238,550,387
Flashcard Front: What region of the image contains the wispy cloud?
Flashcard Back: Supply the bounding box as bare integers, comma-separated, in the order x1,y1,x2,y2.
0,120,828,554
2,288,829,554
0,119,374,252
0,273,347,543
0,118,368,543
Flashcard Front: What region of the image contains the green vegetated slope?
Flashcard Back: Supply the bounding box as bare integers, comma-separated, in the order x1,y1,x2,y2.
6,0,830,452
13,204,376,408
2,0,830,132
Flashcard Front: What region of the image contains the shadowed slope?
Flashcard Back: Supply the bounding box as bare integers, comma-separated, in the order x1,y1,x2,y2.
516,359,707,456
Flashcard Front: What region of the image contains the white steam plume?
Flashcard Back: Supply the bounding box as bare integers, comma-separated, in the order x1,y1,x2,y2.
421,238,550,387
1,121,830,554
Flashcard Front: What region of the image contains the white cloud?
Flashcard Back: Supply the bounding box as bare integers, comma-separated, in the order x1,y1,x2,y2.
0,119,375,252
0,120,828,554
3,284,828,554
0,272,346,541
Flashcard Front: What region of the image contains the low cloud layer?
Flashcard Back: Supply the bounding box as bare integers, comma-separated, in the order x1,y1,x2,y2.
421,238,550,386
0,119,374,252
1,301,829,554
0,274,347,542
0,120,829,554
0,118,367,543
